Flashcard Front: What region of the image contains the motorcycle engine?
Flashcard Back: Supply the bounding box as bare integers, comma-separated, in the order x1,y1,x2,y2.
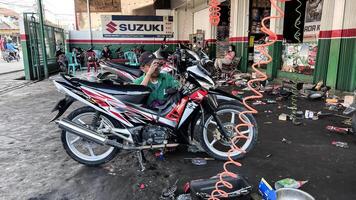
141,125,171,145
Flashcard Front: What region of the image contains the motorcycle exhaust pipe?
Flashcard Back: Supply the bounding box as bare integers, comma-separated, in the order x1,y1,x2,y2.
56,119,124,148
56,119,179,150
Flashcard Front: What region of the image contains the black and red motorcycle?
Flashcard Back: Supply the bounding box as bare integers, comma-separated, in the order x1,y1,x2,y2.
51,53,258,170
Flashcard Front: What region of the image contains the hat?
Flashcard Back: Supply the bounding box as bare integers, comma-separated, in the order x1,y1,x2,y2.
139,51,156,66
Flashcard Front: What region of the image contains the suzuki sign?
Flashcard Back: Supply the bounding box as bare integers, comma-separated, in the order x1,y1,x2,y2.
101,15,173,38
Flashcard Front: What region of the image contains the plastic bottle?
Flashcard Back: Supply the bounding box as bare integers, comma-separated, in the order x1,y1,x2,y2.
274,178,308,189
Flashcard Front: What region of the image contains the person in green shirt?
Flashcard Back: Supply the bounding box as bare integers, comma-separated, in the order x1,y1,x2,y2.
133,52,179,107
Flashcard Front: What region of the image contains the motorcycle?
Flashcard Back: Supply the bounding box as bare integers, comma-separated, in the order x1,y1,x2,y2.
51,50,258,169
3,50,20,62
97,42,177,83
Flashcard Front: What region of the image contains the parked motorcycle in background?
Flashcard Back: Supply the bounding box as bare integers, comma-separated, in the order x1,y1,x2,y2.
3,50,20,62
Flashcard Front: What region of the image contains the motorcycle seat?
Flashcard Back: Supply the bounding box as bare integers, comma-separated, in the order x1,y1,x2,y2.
78,79,151,95
105,61,143,77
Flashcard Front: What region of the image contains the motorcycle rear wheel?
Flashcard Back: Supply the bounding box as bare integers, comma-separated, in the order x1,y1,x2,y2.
61,107,121,166
197,104,258,161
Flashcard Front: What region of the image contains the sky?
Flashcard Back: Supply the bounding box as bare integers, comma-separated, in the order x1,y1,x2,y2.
0,0,75,27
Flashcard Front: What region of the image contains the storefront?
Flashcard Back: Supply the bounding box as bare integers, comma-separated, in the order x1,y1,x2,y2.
66,0,355,91
228,0,356,91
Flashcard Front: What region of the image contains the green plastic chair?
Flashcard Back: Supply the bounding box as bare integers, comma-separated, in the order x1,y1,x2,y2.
124,51,140,66
66,52,82,75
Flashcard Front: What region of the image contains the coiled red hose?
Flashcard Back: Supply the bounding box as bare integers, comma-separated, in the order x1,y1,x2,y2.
209,1,286,199
209,0,221,26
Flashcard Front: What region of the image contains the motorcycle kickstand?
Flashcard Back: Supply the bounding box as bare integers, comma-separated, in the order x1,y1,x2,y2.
136,150,146,172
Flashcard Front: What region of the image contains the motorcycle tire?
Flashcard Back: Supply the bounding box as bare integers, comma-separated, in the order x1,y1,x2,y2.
197,104,258,161
61,106,121,166
352,113,356,133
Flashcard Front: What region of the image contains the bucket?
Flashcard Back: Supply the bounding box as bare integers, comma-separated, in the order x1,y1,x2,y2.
276,188,315,200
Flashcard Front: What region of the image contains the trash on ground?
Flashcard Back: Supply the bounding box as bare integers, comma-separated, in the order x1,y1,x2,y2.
139,183,146,189
259,178,276,200
266,154,272,158
155,151,165,160
253,100,266,105
259,178,314,200
331,141,349,148
264,110,273,113
326,98,338,104
279,113,289,121
282,138,292,144
274,178,308,189
326,126,352,134
190,158,208,166
160,180,178,200
176,194,192,200
342,95,354,107
342,118,352,126
264,121,273,124
266,99,277,104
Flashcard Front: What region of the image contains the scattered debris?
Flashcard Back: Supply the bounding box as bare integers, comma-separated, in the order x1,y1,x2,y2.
342,95,354,107
160,180,178,200
331,141,349,148
305,110,315,119
274,178,308,189
264,110,273,113
282,138,292,144
266,154,272,158
253,100,266,105
155,151,165,160
326,126,352,134
342,118,352,126
185,157,214,166
326,98,338,104
264,121,273,124
176,194,192,200
266,99,277,104
139,183,146,189
279,113,289,121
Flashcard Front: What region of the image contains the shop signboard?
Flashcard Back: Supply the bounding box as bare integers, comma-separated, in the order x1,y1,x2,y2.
303,0,324,42
101,15,173,38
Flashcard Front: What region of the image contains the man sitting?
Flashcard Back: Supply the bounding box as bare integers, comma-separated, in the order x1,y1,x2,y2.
134,52,179,107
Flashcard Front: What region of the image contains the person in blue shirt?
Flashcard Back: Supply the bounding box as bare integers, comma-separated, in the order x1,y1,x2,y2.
5,40,18,52
5,40,19,60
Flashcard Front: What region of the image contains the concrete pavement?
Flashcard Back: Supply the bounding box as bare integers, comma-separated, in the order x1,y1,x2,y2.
0,58,24,75
0,77,355,200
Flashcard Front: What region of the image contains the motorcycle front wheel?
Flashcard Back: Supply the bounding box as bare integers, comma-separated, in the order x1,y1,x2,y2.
197,104,258,161
61,106,121,166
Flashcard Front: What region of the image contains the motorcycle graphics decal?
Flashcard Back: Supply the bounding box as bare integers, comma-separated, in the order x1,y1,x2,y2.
190,89,208,102
178,102,198,128
166,97,189,123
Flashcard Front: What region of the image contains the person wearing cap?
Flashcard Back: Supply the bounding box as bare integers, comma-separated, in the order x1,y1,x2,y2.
134,52,179,107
